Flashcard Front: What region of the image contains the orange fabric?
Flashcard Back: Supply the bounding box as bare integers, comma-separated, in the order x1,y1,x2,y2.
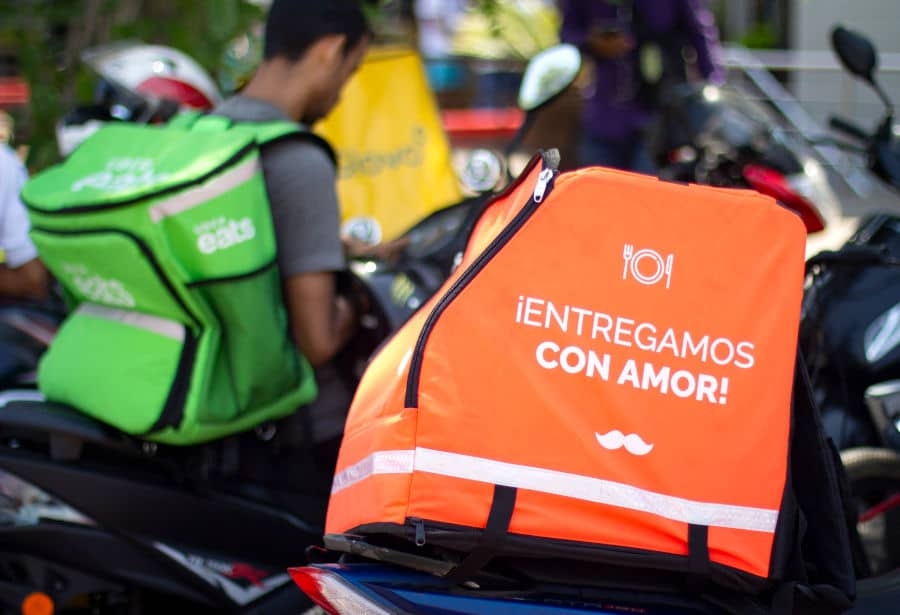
326,159,806,580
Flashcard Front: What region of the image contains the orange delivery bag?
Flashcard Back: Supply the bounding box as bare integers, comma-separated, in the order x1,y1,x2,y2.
324,151,856,613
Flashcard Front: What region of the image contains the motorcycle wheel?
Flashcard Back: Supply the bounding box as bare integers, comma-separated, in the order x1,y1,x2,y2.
841,447,900,575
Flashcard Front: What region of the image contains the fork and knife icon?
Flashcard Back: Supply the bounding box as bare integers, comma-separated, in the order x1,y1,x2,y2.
622,244,674,289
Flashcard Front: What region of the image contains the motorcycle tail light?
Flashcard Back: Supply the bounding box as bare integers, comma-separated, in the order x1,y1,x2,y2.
742,164,826,233
288,566,392,615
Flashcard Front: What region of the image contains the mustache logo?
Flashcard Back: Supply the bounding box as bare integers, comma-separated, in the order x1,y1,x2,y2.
595,430,655,456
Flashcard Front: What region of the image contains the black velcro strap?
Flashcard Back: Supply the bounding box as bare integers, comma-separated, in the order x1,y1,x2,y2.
686,524,710,594
446,485,517,585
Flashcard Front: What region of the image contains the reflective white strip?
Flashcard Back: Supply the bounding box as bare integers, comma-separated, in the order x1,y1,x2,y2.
332,449,415,494
78,303,185,342
332,447,779,534
149,157,259,223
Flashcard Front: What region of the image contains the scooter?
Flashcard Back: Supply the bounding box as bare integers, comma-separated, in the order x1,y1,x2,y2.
287,36,900,615
287,561,900,615
799,25,900,452
0,44,581,615
652,82,836,235
799,25,900,578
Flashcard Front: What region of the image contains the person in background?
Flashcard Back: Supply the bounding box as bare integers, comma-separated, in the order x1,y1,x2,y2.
560,0,724,174
213,0,374,480
0,111,47,301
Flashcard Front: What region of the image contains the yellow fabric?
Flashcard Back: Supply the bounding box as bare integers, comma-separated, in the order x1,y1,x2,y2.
315,46,462,242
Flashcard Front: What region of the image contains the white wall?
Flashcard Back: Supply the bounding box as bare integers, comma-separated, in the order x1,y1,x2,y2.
789,0,900,129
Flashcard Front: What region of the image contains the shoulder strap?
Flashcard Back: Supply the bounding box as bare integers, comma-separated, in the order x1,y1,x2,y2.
167,113,338,167
253,121,338,168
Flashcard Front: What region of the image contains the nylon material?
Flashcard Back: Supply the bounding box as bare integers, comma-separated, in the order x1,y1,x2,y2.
77,303,185,341
709,526,775,579
24,122,318,446
350,320,424,419
327,165,805,579
331,445,779,533
417,172,799,509
327,406,420,534
331,450,415,494
149,156,260,223
507,487,689,557
32,230,192,324
462,160,545,261
23,123,256,211
37,308,185,434
413,448,779,533
326,474,413,533
406,472,500,531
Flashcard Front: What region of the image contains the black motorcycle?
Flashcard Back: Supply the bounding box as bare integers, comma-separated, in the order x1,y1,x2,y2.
799,25,900,576
0,44,580,614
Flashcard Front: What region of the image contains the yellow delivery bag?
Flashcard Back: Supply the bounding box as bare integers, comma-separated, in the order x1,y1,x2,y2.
315,46,462,242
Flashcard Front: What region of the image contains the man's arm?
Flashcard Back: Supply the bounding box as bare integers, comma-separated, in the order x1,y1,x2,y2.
283,272,357,368
0,258,48,300
0,147,49,301
263,139,356,367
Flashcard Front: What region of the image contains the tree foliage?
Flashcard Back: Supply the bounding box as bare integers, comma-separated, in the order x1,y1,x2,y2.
0,0,262,170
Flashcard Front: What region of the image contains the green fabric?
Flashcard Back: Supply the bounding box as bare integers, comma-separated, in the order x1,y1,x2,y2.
23,113,317,445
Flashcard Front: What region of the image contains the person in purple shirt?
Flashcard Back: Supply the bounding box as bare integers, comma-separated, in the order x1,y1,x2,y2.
560,0,724,174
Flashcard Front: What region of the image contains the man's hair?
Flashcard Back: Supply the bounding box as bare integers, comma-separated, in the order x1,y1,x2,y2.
264,0,372,61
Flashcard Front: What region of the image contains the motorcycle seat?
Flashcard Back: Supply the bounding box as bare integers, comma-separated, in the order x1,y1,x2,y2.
0,396,141,461
849,569,900,613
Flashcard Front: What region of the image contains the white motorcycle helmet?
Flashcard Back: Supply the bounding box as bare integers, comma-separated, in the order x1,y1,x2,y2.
56,41,223,157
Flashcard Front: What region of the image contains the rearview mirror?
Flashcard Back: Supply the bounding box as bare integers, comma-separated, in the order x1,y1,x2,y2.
832,25,878,83
518,44,582,112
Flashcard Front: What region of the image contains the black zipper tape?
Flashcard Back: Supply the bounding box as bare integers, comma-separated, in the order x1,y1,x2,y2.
404,157,557,408
148,331,198,433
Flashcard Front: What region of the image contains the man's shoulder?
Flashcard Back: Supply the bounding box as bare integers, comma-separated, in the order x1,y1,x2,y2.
262,139,338,203
214,95,291,124
211,97,337,169
260,131,337,173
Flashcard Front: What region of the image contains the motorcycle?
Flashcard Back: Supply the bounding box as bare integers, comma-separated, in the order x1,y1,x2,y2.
287,560,900,615
799,25,900,577
652,81,837,235
799,24,900,452
286,36,900,615
0,44,581,615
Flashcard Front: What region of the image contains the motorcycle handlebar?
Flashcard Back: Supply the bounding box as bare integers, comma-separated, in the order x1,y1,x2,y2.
829,115,870,143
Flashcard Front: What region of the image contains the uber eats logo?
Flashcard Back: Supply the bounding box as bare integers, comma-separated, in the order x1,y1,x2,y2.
193,217,256,255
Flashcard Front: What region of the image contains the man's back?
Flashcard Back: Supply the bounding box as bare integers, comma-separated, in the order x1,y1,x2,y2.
214,95,354,449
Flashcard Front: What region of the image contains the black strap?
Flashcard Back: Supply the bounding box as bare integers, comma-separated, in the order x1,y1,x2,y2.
773,582,851,615
261,131,338,167
445,485,517,585
686,524,710,594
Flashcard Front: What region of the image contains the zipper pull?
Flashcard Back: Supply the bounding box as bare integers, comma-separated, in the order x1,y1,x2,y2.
414,519,426,547
533,168,555,204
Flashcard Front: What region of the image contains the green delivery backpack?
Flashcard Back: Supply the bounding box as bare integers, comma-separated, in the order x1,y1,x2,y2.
21,113,327,445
